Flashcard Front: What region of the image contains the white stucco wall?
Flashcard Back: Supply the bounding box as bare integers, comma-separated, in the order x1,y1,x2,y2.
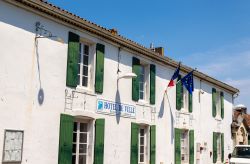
0,1,234,164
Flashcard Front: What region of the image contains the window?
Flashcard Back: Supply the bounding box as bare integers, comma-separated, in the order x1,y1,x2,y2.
72,121,91,164
138,126,149,164
182,87,189,112
2,130,24,162
216,91,221,117
139,64,149,101
78,43,92,88
139,65,146,100
232,146,250,158
217,133,221,162
181,130,189,163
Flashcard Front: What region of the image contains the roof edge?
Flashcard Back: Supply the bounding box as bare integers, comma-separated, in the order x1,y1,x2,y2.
4,0,239,94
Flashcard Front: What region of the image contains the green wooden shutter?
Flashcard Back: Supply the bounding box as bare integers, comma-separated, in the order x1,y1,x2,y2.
58,114,74,164
221,92,224,119
175,128,181,164
130,123,139,164
189,92,193,113
66,32,80,87
95,43,105,93
94,119,105,164
212,88,217,118
150,64,156,105
213,132,217,163
189,130,194,164
132,57,140,101
221,133,224,162
176,75,183,110
150,125,156,164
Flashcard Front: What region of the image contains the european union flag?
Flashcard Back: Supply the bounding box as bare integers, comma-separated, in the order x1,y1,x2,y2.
181,71,194,94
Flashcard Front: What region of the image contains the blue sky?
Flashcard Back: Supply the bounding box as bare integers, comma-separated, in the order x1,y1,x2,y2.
48,0,250,110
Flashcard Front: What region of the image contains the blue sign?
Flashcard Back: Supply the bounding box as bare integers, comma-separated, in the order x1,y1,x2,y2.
96,99,136,118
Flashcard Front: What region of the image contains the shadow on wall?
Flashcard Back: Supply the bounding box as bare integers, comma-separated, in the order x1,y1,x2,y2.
160,92,175,144
158,95,165,118
1,5,69,106
115,84,121,124
35,38,45,106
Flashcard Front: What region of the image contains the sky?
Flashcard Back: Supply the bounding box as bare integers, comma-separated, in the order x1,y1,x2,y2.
48,0,250,110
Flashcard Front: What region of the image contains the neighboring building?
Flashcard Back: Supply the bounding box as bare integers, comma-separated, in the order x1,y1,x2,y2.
232,104,250,146
0,0,239,164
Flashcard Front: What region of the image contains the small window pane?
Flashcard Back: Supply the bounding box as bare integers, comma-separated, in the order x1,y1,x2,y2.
82,77,88,87
72,144,76,153
139,83,144,91
79,155,87,164
140,129,144,136
84,45,89,55
83,55,88,65
83,66,88,76
80,133,87,143
73,133,77,142
140,137,144,145
139,92,144,100
79,144,87,153
78,74,81,84
80,123,88,132
140,146,144,153
140,154,144,162
73,122,77,132
72,155,76,164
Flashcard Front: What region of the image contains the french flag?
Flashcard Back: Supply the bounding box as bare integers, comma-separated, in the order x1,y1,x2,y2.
167,63,180,87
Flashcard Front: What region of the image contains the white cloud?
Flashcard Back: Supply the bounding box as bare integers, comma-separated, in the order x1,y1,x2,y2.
181,39,250,109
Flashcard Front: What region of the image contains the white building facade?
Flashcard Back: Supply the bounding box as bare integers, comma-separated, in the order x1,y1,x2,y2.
0,0,239,164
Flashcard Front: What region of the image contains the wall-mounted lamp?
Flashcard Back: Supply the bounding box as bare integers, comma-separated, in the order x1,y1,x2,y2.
117,73,137,80
35,21,64,43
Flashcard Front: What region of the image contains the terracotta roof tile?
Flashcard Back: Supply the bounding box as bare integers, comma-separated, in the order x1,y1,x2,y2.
243,114,250,127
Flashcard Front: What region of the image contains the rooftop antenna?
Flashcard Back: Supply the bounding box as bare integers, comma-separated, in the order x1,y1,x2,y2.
150,43,154,50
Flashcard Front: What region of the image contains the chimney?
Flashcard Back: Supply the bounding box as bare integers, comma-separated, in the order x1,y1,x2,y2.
110,28,118,35
155,47,164,56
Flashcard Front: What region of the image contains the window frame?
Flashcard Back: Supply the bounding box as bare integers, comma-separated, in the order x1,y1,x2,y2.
77,40,95,91
182,86,189,112
138,61,150,102
138,125,149,164
2,130,24,163
72,119,94,164
215,90,222,118
180,130,189,164
217,133,222,162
